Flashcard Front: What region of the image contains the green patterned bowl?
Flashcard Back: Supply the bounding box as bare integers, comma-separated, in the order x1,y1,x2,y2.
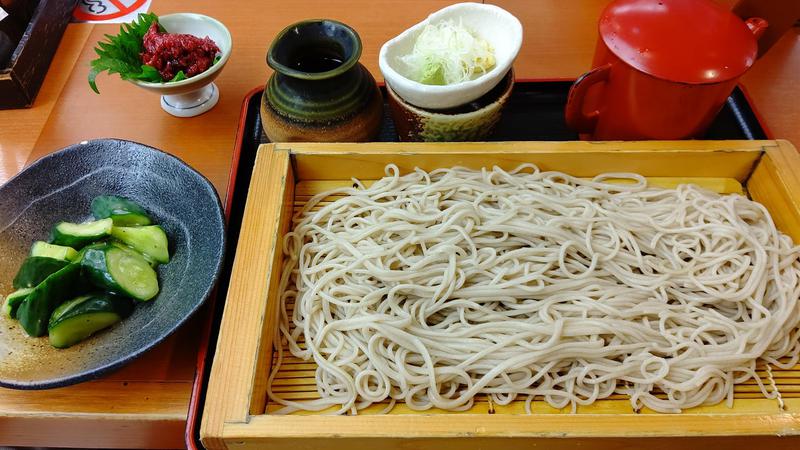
261,19,383,142
386,70,514,142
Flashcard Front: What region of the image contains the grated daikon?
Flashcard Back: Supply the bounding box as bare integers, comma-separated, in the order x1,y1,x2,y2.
399,19,496,86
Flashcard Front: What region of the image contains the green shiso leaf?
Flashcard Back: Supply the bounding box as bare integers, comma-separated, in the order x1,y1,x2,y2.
170,71,187,82
88,12,161,94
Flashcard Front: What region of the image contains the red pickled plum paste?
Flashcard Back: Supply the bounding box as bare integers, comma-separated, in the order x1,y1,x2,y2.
140,22,220,81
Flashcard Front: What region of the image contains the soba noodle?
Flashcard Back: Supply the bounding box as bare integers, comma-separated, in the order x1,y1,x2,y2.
268,164,800,414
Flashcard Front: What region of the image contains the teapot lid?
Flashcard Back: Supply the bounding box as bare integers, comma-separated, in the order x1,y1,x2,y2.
599,0,762,84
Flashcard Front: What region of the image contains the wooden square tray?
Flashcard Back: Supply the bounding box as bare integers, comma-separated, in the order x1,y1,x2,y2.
201,140,800,450
0,0,79,109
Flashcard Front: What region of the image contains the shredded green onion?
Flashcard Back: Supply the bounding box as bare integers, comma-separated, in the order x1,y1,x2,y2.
399,19,496,86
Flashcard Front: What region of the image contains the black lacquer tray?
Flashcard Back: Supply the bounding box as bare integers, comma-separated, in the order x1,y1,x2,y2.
249,80,769,145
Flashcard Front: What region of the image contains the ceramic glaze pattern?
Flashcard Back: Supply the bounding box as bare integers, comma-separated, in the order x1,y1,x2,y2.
387,71,514,142
261,20,383,142
266,64,375,123
418,103,505,141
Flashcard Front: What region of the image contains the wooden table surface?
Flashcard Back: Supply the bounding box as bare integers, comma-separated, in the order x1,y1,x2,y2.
0,0,798,448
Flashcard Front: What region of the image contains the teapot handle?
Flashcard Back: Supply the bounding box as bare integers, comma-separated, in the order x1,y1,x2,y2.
565,64,611,134
745,17,768,40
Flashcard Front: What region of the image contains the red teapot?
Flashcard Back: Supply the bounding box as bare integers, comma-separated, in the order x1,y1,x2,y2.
565,0,767,140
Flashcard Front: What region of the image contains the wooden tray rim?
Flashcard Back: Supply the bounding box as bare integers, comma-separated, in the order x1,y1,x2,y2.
202,139,800,448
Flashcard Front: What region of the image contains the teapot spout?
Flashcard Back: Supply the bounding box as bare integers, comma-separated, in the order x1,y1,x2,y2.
745,17,768,40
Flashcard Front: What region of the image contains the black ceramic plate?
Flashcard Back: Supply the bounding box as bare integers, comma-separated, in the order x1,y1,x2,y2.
0,139,225,389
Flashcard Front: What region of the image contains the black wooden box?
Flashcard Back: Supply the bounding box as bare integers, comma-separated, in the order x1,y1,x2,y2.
0,0,79,109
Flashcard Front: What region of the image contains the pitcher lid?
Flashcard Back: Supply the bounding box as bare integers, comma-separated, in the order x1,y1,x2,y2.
599,0,762,84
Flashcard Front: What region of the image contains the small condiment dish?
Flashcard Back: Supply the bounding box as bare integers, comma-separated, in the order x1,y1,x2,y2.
379,2,522,110
130,13,232,118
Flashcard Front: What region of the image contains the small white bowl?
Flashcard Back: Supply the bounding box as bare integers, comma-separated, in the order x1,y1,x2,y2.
379,2,522,110
130,13,232,117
